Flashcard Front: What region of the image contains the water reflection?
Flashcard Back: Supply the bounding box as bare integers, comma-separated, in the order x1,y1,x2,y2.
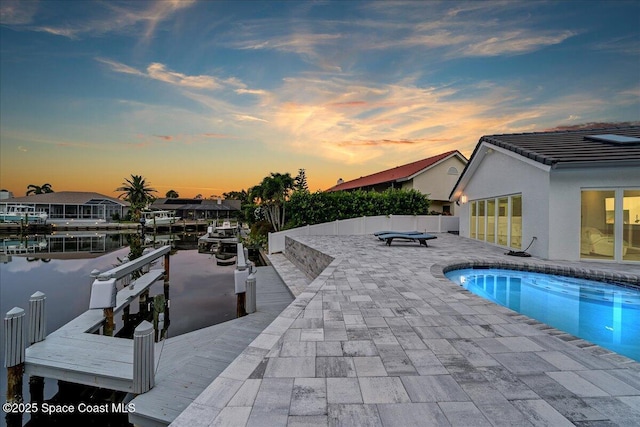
0,230,237,427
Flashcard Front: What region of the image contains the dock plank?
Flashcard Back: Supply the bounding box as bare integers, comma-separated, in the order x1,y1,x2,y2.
129,265,294,426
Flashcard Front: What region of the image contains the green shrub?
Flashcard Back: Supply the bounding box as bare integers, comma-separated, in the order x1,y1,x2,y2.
285,189,430,228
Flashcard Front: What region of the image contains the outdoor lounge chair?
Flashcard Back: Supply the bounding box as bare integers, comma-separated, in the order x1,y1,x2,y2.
377,232,437,247
373,230,422,239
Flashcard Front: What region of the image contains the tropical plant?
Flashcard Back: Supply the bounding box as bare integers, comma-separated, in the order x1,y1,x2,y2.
166,189,179,198
116,174,157,221
26,183,53,195
249,172,295,231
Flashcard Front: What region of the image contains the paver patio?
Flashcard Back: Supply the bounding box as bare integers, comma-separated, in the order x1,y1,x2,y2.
170,233,640,427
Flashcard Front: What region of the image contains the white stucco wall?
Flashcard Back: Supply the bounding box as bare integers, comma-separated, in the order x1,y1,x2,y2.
548,166,640,261
457,145,551,259
402,155,467,215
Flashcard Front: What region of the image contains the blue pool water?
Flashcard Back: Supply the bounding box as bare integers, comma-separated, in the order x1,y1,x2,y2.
445,268,640,362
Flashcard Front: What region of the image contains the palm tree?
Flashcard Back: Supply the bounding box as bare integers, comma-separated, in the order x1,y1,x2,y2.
26,183,53,195
166,189,179,198
116,175,157,221
249,172,295,231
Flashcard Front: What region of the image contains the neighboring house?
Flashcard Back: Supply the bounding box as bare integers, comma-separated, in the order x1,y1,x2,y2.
327,150,468,215
450,126,640,263
150,198,241,221
0,190,14,200
0,191,129,222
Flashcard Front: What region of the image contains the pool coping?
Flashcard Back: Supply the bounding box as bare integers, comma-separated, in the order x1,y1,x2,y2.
431,259,640,366
432,259,640,289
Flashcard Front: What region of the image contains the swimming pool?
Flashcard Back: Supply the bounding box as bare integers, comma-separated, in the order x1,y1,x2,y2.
445,268,640,362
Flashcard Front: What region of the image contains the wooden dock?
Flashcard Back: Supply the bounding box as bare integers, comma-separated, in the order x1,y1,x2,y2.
128,265,294,427
4,243,294,427
24,269,166,392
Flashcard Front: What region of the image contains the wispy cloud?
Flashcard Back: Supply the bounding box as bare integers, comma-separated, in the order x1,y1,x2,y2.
0,0,38,25
98,58,221,90
2,0,196,41
153,135,173,141
146,63,219,89
461,30,575,57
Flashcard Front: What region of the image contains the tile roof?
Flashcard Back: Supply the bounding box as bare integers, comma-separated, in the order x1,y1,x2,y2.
1,191,128,205
479,125,640,167
327,150,465,192
449,126,640,201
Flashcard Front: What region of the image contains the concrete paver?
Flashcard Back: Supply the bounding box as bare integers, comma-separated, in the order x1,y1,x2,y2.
170,233,640,427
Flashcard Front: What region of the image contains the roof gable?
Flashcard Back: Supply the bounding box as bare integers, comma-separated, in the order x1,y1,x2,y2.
327,150,466,192
450,126,640,201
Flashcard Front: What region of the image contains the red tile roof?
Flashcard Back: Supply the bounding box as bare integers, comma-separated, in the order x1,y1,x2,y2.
327,150,465,192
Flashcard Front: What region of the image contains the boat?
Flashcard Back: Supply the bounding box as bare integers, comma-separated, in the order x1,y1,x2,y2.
140,210,181,227
0,204,48,223
1,237,48,254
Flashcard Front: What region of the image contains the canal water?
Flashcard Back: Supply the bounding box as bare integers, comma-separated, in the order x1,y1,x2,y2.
1,230,240,427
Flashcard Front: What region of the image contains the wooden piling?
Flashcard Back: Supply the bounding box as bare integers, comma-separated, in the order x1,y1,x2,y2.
104,307,114,336
4,307,25,427
152,294,165,342
236,292,246,317
133,321,155,394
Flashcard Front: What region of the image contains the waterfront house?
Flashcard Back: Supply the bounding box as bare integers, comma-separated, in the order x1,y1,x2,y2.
450,126,640,263
327,150,468,215
150,198,241,222
0,191,129,223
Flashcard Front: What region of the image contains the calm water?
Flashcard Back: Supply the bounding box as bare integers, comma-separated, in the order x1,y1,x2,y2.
0,232,237,426
445,268,640,362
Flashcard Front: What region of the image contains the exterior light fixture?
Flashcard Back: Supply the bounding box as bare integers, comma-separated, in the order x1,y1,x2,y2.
460,195,468,204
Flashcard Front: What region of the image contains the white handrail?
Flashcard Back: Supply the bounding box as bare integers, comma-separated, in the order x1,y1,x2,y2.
98,245,171,280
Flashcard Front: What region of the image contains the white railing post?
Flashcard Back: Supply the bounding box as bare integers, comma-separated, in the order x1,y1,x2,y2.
133,320,155,393
5,307,26,419
246,272,257,314
28,292,46,344
4,307,25,369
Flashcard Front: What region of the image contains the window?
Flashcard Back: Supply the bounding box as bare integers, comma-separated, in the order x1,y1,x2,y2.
470,201,477,239
470,194,521,248
487,199,496,243
447,167,459,175
623,190,640,262
477,200,485,241
511,195,522,249
497,197,508,246
581,189,639,262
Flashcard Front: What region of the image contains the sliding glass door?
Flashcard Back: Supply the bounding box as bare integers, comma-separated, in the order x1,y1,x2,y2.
581,189,640,262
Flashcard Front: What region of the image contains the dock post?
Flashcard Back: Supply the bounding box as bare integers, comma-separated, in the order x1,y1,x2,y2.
152,294,165,342
104,307,115,336
133,321,155,394
246,272,257,314
4,307,25,427
28,291,46,344
27,292,46,415
163,250,171,335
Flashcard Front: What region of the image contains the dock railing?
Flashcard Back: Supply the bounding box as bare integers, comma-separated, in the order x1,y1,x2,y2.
4,245,172,425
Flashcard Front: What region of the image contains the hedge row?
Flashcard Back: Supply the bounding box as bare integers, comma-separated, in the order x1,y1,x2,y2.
285,189,430,228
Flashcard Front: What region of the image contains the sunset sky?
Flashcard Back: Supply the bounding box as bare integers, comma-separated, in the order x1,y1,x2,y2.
1,0,638,199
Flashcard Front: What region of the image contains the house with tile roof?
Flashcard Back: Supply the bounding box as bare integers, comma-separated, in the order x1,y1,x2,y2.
327,150,468,215
450,126,640,263
151,197,241,221
0,191,129,223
